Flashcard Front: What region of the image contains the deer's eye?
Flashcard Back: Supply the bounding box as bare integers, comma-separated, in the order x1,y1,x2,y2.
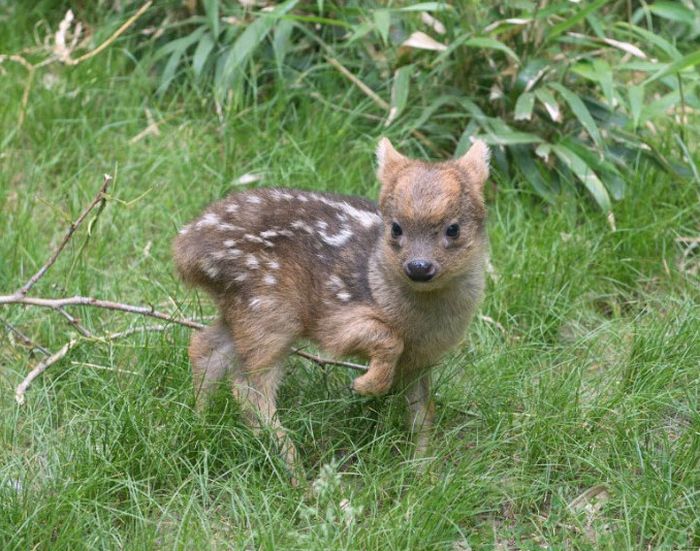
446,224,460,238
391,222,403,238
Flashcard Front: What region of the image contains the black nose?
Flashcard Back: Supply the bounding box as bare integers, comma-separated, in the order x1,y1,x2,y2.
405,259,436,282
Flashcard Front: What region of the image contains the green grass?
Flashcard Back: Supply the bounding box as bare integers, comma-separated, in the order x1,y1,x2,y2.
1,5,699,550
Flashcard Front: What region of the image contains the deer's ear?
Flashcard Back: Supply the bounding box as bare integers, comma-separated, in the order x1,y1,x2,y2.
456,140,490,192
376,137,405,182
376,137,407,210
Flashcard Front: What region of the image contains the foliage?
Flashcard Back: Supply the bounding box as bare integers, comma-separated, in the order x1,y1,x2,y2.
141,0,700,214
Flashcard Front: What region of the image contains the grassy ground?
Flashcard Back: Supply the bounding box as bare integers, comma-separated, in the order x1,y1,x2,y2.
1,7,699,551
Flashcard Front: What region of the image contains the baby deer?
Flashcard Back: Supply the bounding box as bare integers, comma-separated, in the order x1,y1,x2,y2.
173,138,489,474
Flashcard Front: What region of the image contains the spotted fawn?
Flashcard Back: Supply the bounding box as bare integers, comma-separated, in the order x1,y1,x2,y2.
173,138,490,473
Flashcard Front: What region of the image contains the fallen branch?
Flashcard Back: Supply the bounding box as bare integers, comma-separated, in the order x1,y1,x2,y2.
0,295,205,330
293,349,367,373
15,339,79,405
13,323,179,405
1,317,49,355
3,174,368,404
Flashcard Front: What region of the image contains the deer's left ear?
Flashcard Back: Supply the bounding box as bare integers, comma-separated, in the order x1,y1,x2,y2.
456,140,490,191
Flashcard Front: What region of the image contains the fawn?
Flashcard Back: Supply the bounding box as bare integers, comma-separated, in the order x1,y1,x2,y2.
173,138,489,473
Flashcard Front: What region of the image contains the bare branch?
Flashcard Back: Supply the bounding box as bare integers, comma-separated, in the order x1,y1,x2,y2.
1,317,49,355
293,349,367,373
55,307,93,337
17,174,112,297
0,294,205,330
14,323,178,404
15,338,79,405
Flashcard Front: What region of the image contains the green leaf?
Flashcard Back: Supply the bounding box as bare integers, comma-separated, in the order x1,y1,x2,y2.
463,37,519,62
591,59,614,107
203,0,219,38
513,92,535,121
549,82,602,147
218,0,299,95
535,88,561,122
193,32,215,79
153,27,206,62
273,18,295,71
552,144,611,212
396,3,452,12
644,49,700,84
628,85,644,129
481,129,543,145
373,9,390,44
155,27,206,94
647,2,694,23
561,138,626,200
546,0,607,42
614,22,681,60
386,64,413,126
510,145,556,203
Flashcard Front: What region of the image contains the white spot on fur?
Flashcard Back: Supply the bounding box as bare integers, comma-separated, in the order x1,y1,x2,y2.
260,230,278,239
327,275,345,290
249,297,262,310
270,189,294,201
200,257,220,278
315,220,329,230
291,220,313,233
245,254,259,269
227,248,243,258
244,234,264,244
278,229,294,237
195,212,220,229
336,291,351,302
263,273,277,285
223,239,237,247
267,260,280,270
262,240,275,248
246,195,262,205
225,203,239,213
319,226,353,247
234,272,247,282
316,197,381,228
218,223,242,231
179,224,190,235
297,194,309,202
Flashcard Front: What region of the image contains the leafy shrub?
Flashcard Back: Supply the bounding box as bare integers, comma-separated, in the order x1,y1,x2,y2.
146,0,700,214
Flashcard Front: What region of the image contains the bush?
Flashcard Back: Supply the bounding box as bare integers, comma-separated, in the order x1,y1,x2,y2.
145,1,699,213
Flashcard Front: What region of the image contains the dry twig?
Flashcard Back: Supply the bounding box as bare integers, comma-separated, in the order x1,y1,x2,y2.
15,339,79,405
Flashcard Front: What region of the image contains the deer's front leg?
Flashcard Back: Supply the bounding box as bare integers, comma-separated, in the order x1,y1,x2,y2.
319,307,404,397
403,370,435,459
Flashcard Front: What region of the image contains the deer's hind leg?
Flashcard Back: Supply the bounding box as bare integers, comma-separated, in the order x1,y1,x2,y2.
227,305,302,479
188,319,237,413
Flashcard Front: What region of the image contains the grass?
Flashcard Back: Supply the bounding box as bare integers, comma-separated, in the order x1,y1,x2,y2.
1,5,699,550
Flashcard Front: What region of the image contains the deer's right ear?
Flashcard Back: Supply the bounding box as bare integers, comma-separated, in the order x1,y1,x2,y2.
377,138,406,209
376,137,405,183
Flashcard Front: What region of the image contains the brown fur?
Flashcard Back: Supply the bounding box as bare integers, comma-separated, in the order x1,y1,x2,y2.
172,138,490,474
